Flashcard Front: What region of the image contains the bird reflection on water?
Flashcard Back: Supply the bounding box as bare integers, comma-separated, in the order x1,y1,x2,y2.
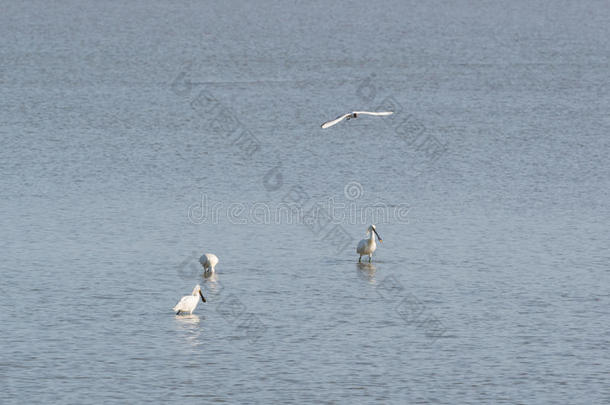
356,262,377,284
174,314,203,347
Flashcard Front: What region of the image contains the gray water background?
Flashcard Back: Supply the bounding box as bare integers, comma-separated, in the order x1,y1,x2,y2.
1,0,609,403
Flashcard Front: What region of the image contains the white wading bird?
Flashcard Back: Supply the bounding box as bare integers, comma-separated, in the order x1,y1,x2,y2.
199,253,219,274
173,284,206,315
321,111,393,129
357,225,383,263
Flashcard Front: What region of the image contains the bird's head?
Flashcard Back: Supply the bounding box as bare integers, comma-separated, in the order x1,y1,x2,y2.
193,284,206,302
368,225,382,243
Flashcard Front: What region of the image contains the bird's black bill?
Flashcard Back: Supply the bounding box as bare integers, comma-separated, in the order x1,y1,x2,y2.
373,229,382,243
199,291,206,303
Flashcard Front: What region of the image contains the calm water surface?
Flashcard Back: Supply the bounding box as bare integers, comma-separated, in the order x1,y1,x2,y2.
1,1,609,403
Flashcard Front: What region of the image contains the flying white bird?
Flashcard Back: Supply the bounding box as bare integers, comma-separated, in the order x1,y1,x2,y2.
321,111,393,129
173,284,206,315
357,225,383,263
199,253,219,274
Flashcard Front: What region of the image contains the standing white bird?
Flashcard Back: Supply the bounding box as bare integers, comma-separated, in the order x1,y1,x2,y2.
173,284,206,315
199,253,219,274
321,111,393,129
357,225,383,263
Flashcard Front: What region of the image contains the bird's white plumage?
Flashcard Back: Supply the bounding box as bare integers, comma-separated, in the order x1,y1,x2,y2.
357,225,382,262
357,238,375,256
199,253,219,273
352,111,394,116
173,284,206,315
174,295,199,312
321,113,352,129
321,111,393,129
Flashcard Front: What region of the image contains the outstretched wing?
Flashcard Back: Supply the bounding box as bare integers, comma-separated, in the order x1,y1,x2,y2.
352,111,393,116
321,113,351,129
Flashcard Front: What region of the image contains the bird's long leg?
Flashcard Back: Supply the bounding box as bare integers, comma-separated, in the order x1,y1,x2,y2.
368,255,372,263
176,310,180,315
359,255,362,263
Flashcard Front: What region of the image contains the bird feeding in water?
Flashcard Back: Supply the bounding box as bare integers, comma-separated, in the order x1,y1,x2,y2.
173,284,206,315
321,111,393,129
199,253,219,274
357,225,382,263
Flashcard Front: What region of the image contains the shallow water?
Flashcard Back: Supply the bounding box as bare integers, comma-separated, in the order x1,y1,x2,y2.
1,1,609,403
